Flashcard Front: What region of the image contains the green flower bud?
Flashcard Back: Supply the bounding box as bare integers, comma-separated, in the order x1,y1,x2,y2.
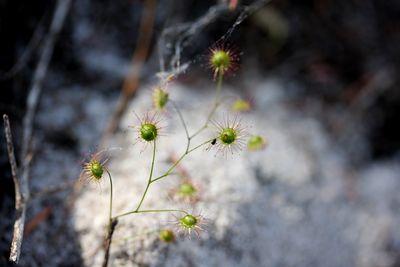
220,128,237,145
159,229,175,243
153,87,169,110
208,45,240,78
90,161,104,179
178,183,197,197
232,99,251,112
247,135,267,151
211,50,231,72
180,214,198,229
140,123,158,142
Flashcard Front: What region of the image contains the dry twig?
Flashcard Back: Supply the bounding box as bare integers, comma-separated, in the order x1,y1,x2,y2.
3,114,26,264
7,0,72,263
102,218,119,267
0,15,46,80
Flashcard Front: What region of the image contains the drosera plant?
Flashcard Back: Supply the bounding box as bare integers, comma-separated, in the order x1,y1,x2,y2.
80,43,266,266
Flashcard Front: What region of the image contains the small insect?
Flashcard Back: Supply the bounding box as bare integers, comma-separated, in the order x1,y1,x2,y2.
211,139,217,145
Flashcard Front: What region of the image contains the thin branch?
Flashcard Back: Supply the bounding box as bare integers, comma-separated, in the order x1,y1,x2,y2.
8,0,72,263
21,0,72,162
102,170,115,267
3,114,27,264
102,218,118,267
3,115,20,207
135,140,157,212
0,15,46,80
158,0,270,75
150,138,215,184
114,209,187,220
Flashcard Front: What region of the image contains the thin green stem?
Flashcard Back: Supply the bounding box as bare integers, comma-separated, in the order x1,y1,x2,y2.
106,170,113,224
215,70,223,103
151,153,185,183
171,100,191,153
124,73,223,219
150,138,215,183
189,72,224,139
103,170,116,267
187,138,215,154
113,209,187,220
135,140,156,212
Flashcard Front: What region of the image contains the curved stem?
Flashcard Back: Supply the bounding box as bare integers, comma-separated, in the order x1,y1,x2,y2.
106,170,113,224
135,140,156,212
103,170,117,267
113,209,187,220
187,138,215,154
215,70,223,103
150,138,215,183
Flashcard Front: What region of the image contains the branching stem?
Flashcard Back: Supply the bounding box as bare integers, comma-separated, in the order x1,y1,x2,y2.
135,140,157,212
114,209,187,220
103,68,224,263
150,138,214,183
113,138,213,220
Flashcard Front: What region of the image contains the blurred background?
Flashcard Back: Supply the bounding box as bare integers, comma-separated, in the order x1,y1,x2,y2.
1,0,400,266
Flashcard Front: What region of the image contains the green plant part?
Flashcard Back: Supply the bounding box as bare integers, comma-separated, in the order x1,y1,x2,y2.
90,161,104,179
176,213,205,237
247,135,267,151
83,39,253,267
159,229,175,243
180,214,198,229
211,50,231,73
140,123,158,142
220,128,237,145
232,98,251,112
213,116,246,155
178,182,197,197
82,151,109,182
153,87,169,110
132,112,163,146
208,45,239,79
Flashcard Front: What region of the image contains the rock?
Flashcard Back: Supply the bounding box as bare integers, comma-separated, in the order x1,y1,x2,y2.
71,79,400,267
19,76,399,266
